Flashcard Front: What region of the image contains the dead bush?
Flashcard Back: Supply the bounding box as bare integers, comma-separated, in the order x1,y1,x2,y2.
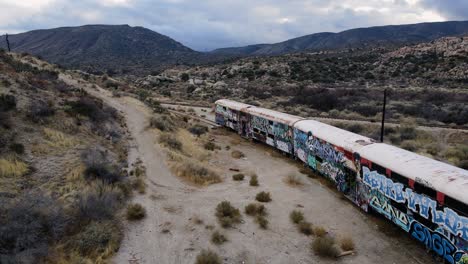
231,150,245,159
255,191,271,203
255,215,268,229
232,173,244,181
244,203,266,216
249,174,259,186
290,210,304,224
298,221,313,236
82,148,122,184
285,174,303,186
211,230,228,245
340,236,355,251
132,177,146,194
195,249,221,264
159,133,182,151
76,186,121,221
65,97,116,123
313,226,327,237
189,124,208,137
150,115,175,132
27,100,55,122
126,203,146,221
204,141,220,151
311,236,340,258
215,201,241,228
173,161,221,185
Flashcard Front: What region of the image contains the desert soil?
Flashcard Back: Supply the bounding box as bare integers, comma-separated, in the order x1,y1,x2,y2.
60,74,436,264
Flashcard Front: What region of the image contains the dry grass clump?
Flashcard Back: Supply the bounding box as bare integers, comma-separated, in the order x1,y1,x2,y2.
159,133,182,151
290,210,304,224
215,201,241,228
311,236,340,259
256,215,269,229
172,160,221,185
150,114,175,132
231,150,245,159
244,203,266,216
285,174,303,186
211,230,228,245
313,226,327,237
340,236,355,251
232,173,244,181
0,158,29,178
255,191,271,203
298,221,313,236
195,249,222,264
132,177,146,194
249,174,259,186
126,203,146,221
204,141,220,151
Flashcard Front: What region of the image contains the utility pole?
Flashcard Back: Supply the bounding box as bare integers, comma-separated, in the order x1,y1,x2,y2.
5,33,10,52
380,89,387,142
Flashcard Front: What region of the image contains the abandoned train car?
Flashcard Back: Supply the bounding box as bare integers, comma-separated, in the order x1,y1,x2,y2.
215,99,468,264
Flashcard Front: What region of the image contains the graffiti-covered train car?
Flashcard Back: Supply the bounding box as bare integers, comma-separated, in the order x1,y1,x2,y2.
214,99,468,263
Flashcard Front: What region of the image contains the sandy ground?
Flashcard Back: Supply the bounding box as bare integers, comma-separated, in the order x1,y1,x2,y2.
60,74,437,264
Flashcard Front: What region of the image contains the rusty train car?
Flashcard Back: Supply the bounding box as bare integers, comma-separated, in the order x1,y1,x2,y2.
215,99,468,264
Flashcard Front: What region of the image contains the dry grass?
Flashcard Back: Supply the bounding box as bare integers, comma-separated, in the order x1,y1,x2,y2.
215,201,241,228
285,174,303,186
290,210,304,224
0,158,29,178
340,236,355,251
159,133,182,151
313,226,327,237
256,215,269,229
298,221,313,236
249,174,259,186
195,249,222,264
211,230,228,245
311,236,340,258
43,128,78,148
132,177,147,194
231,150,245,159
172,160,221,185
255,191,271,203
177,129,210,161
126,203,146,221
244,203,266,216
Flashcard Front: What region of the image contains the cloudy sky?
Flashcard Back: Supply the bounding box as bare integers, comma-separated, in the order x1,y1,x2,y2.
0,0,467,51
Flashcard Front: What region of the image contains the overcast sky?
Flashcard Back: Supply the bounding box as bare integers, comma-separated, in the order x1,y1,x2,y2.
0,0,467,51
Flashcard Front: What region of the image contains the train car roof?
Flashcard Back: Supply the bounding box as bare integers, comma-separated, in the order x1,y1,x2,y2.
215,99,254,111
294,119,375,153
359,143,468,204
246,107,303,126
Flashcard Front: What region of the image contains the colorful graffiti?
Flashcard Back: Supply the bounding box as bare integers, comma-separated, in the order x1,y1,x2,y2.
319,162,348,193
369,190,411,231
306,133,344,164
251,115,271,133
363,167,468,241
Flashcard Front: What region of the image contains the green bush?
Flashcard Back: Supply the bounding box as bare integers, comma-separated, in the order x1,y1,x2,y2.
68,220,122,256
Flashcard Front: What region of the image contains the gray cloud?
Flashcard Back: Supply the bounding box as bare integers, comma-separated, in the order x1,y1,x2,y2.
0,0,461,51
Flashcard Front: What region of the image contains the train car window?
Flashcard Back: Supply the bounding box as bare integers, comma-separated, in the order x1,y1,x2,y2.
391,200,407,213
315,156,323,163
222,107,226,111
233,120,238,124
413,210,434,228
267,133,274,139
268,120,273,125
371,163,386,175
391,172,408,186
253,128,259,133
413,183,437,199
445,196,468,216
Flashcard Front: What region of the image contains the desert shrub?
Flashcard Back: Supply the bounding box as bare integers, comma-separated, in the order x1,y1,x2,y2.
0,193,67,261
82,149,121,183
290,210,304,224
340,236,355,251
132,177,146,194
0,94,16,112
215,201,241,228
311,236,340,258
150,115,175,132
285,174,303,186
9,143,24,155
0,158,29,177
298,221,313,236
313,226,327,237
399,124,417,140
27,100,55,122
249,174,259,186
67,220,122,257
172,161,221,185
255,191,271,203
400,140,418,152
204,141,220,151
189,124,209,136
232,173,244,181
231,150,245,159
256,215,268,229
0,112,12,129
211,230,227,245
195,249,221,264
76,186,121,221
244,203,266,216
65,97,116,122
159,134,182,151
126,203,146,220
180,72,190,82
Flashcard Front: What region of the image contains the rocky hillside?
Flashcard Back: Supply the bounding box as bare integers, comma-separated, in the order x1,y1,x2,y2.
211,21,468,56
0,24,201,75
132,36,468,128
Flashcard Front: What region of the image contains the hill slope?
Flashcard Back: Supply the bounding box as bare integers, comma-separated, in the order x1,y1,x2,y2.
211,21,468,56
0,24,200,74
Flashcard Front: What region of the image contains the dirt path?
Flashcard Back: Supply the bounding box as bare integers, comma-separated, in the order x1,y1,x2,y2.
60,73,437,264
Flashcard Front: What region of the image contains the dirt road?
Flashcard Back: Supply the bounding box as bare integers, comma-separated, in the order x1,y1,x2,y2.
60,73,436,264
